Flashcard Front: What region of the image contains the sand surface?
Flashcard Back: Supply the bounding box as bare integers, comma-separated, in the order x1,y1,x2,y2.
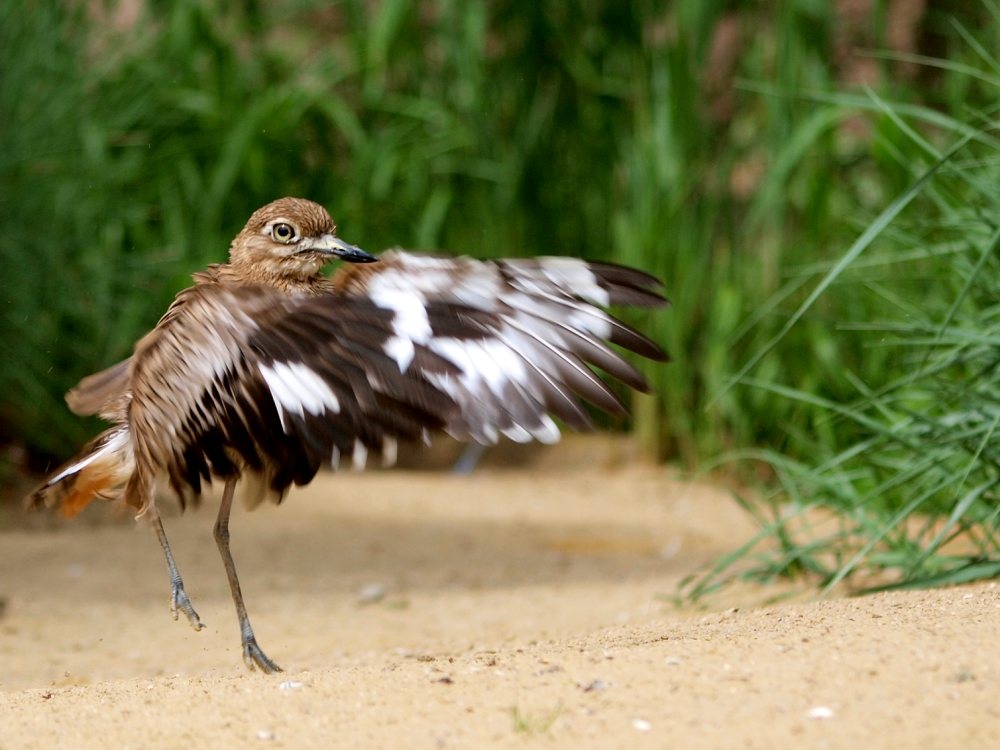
1,448,998,748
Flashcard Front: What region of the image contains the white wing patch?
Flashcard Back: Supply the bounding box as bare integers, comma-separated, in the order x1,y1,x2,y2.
383,335,416,372
538,257,611,307
351,438,368,471
367,271,433,341
502,289,614,340
528,415,560,444
260,361,341,431
382,436,398,467
335,251,666,453
426,333,559,445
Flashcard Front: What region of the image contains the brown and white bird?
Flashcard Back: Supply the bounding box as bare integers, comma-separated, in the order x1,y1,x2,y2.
26,197,669,673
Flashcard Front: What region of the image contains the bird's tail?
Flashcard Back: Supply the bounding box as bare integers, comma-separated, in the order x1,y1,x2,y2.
25,427,134,518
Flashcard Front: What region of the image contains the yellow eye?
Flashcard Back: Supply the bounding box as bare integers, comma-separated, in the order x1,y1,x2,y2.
272,223,296,243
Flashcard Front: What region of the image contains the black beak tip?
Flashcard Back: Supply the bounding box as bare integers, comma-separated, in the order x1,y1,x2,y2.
339,247,379,264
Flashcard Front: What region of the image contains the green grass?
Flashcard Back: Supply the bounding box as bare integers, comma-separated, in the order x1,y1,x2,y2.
684,7,1000,597
511,701,563,735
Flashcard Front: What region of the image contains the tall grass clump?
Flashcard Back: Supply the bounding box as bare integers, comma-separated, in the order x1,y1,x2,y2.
686,10,1000,597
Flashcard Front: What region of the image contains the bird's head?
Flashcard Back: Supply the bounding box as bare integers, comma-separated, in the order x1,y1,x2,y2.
229,197,376,281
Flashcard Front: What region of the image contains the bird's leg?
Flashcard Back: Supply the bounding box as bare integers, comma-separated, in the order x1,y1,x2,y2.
215,475,282,674
149,509,204,631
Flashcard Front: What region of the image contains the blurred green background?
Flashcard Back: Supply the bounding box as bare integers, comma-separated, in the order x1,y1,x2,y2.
0,0,964,466
1,0,997,515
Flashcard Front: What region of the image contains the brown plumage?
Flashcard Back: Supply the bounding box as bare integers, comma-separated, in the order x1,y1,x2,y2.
25,197,670,673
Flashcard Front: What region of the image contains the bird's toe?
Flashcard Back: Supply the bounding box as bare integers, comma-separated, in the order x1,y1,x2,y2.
170,583,205,631
243,638,282,674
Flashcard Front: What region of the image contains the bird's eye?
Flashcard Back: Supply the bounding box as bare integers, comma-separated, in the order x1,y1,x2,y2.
272,223,296,243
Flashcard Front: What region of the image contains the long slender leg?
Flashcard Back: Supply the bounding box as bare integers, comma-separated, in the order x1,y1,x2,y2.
215,476,282,673
149,508,204,631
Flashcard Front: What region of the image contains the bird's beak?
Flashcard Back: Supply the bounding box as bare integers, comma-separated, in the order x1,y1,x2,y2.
302,234,378,263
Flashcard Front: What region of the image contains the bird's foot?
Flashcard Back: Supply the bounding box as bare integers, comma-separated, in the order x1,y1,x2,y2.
242,634,282,674
170,580,205,631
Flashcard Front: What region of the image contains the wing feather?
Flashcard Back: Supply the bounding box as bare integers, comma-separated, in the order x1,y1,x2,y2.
65,357,132,420
334,250,668,446
127,283,472,506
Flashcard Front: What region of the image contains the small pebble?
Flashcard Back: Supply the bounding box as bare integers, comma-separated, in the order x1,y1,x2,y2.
358,583,386,604
807,706,834,719
632,718,652,731
659,538,682,559
256,730,275,740
665,657,681,666
279,681,302,690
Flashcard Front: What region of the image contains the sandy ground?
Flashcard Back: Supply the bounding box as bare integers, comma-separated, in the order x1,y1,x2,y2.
1,442,999,748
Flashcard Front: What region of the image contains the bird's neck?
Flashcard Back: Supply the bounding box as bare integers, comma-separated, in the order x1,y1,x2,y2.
198,262,333,296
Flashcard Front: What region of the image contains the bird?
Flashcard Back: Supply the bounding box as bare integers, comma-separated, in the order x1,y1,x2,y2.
25,197,670,673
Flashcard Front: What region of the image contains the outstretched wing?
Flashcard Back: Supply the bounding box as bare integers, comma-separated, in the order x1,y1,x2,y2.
127,282,488,508
127,252,667,509
332,251,669,444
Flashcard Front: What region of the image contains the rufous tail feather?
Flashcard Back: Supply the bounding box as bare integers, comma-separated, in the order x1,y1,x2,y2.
25,427,134,518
